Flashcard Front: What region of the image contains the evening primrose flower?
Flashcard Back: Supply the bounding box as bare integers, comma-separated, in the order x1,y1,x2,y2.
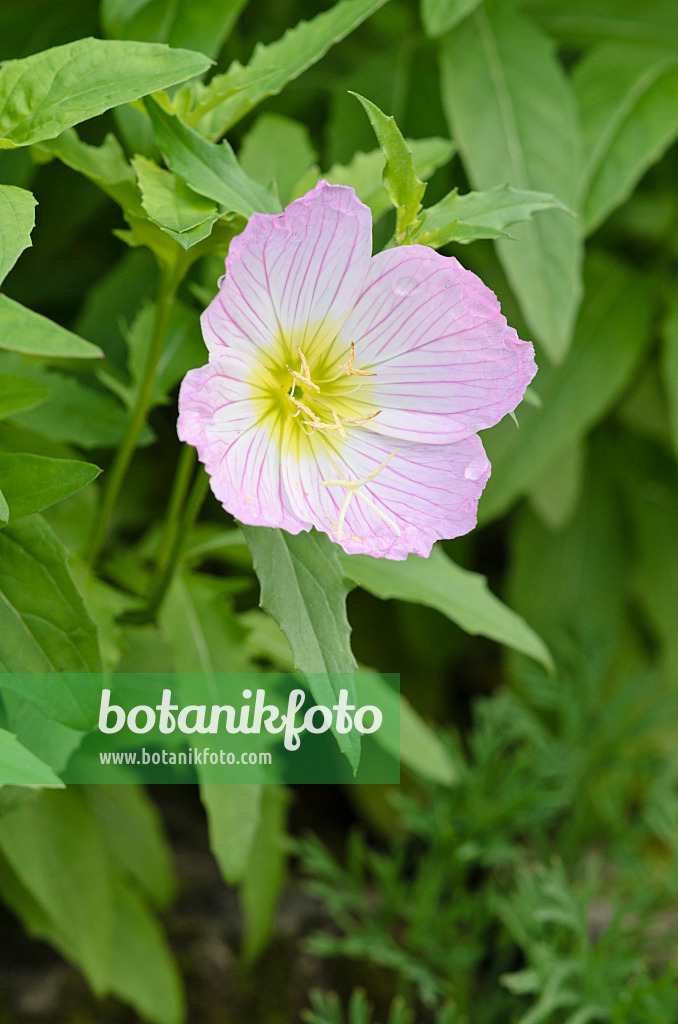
178,181,536,560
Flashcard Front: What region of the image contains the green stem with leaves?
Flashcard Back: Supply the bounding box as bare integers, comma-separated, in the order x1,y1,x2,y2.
87,262,183,566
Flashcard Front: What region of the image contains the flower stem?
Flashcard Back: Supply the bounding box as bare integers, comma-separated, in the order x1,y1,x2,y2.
87,267,179,567
141,456,210,621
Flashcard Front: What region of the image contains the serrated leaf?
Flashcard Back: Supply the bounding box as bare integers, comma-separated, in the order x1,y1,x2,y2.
417,183,569,248
352,93,425,241
574,42,678,234
340,545,553,670
145,95,278,216
0,294,103,359
0,38,212,149
0,184,36,285
0,453,100,524
0,728,64,787
242,526,360,770
133,154,219,246
480,255,654,522
0,375,50,421
440,4,583,360
421,0,482,37
102,0,248,60
0,514,102,672
187,0,391,137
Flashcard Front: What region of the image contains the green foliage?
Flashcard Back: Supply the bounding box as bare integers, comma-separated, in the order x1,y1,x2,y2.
0,295,103,358
101,0,248,59
0,453,100,524
0,728,64,787
0,184,36,284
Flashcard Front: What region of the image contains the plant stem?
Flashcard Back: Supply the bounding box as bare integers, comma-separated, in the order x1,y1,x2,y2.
141,457,210,621
87,267,179,567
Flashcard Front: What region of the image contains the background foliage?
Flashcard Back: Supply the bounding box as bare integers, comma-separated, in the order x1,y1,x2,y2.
1,0,678,1021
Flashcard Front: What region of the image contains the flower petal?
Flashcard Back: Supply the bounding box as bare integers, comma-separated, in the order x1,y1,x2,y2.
340,246,536,444
280,427,491,559
178,356,307,532
202,181,373,360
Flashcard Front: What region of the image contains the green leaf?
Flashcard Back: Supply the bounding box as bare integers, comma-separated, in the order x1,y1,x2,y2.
0,514,102,672
440,3,583,361
159,570,252,673
0,184,36,285
417,183,569,248
0,728,64,787
241,786,288,963
352,93,426,241
0,453,100,524
340,545,553,670
662,294,678,462
145,96,279,216
187,0,391,137
38,129,144,217
242,526,360,770
525,0,678,49
528,440,584,531
0,488,7,525
0,294,103,359
479,255,654,522
421,0,482,37
0,375,50,421
240,113,317,207
200,783,263,884
321,137,455,220
102,0,248,60
133,154,219,246
574,42,678,234
0,38,212,149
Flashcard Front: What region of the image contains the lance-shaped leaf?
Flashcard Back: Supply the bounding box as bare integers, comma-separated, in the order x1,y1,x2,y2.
416,183,570,248
352,93,426,241
0,38,212,149
187,0,391,137
0,185,36,285
132,154,219,247
145,96,279,216
0,295,103,359
440,4,583,361
340,545,553,670
575,42,678,234
242,526,360,771
0,453,100,525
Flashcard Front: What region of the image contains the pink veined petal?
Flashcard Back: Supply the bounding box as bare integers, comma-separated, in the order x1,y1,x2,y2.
339,246,537,444
201,181,373,360
178,357,307,533
280,427,491,560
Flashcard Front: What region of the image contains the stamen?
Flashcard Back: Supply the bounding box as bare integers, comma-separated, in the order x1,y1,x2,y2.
344,341,375,377
286,346,320,393
321,449,400,540
342,410,381,424
290,396,319,422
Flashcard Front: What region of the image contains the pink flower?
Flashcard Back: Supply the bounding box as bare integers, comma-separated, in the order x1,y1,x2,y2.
178,181,536,560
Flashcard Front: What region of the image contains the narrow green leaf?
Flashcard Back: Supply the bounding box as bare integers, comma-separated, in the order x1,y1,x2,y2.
145,96,279,216
200,783,263,884
0,375,50,421
188,0,391,137
0,295,103,359
574,42,678,234
440,4,583,360
242,526,360,770
133,154,219,246
0,184,36,285
340,546,553,670
38,130,144,217
421,0,482,37
0,514,102,672
159,570,252,673
0,38,212,149
417,183,569,248
0,488,7,525
480,256,654,522
241,786,288,963
0,453,100,524
102,0,248,60
352,93,426,241
320,137,455,219
0,728,64,787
